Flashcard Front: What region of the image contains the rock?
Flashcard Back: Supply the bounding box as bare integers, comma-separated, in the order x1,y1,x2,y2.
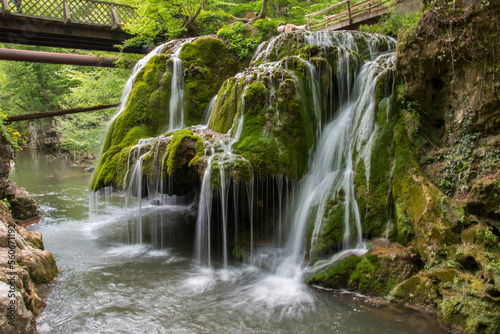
90,36,238,192
0,202,58,333
9,187,38,222
306,239,422,296
0,282,37,334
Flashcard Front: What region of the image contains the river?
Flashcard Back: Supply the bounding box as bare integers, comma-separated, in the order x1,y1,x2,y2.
10,151,447,333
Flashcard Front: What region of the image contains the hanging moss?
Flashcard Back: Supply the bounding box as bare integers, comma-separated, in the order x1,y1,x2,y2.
161,129,203,178
229,79,315,180
209,154,253,189
208,77,240,133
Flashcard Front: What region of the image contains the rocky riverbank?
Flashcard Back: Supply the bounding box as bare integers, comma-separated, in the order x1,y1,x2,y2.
0,133,58,333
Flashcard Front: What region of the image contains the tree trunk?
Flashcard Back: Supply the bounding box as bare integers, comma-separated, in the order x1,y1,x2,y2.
258,0,268,19
5,103,120,123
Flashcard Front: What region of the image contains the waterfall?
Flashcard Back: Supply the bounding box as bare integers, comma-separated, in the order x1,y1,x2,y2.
110,44,169,123
191,31,396,271
94,30,397,277
169,50,186,130
195,148,215,266
280,52,396,276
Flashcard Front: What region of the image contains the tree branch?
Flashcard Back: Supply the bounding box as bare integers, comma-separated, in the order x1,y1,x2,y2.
5,102,120,123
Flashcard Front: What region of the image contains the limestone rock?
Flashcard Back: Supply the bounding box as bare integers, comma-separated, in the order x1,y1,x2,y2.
0,203,58,333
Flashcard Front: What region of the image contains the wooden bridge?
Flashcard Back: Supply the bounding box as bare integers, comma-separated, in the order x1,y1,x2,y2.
0,0,147,53
306,0,391,31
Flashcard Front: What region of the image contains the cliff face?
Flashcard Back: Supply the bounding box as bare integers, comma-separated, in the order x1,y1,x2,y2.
0,132,58,333
392,1,500,332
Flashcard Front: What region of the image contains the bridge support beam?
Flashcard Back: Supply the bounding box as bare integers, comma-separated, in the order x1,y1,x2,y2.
0,48,130,67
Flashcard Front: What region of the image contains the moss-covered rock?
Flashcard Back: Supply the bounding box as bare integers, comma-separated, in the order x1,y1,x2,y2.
91,37,238,191
180,37,238,126
208,77,241,133
210,153,253,189
139,129,204,196
90,54,171,191
307,240,422,296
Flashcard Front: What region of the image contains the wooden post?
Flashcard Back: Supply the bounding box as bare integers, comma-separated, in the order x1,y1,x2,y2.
347,0,352,25
2,0,11,17
307,17,310,30
111,4,121,30
63,0,71,25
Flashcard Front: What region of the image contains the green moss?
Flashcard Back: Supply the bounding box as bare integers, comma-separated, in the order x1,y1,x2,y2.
392,275,426,299
210,154,252,189
162,129,203,177
90,55,173,190
308,193,346,259
232,244,246,259
349,255,381,294
180,37,238,126
208,78,239,133
92,38,237,191
112,55,170,145
306,255,362,285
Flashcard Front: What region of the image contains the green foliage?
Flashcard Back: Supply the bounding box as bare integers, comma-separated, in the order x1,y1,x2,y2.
217,19,280,61
0,47,75,150
0,109,25,151
360,4,422,37
210,0,260,17
55,67,130,158
0,45,132,156
121,0,202,43
192,10,235,35
217,22,260,61
253,18,280,39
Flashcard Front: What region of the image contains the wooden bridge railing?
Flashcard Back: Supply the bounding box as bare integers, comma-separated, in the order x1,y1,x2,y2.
306,0,391,31
1,0,137,29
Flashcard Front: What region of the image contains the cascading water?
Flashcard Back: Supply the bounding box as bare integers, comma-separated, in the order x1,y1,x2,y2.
282,53,396,276
110,44,168,123
187,32,397,279
90,38,199,243
168,43,190,130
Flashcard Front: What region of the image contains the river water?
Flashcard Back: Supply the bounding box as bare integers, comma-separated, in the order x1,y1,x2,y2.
11,152,447,334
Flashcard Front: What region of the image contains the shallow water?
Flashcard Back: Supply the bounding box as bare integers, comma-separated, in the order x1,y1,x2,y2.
11,152,447,334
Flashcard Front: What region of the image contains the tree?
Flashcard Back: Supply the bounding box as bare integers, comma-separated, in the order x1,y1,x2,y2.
119,0,204,49
259,0,268,19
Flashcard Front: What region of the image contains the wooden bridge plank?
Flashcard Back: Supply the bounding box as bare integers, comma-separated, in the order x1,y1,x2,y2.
306,0,392,32
317,6,390,31
0,0,142,52
0,16,148,53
